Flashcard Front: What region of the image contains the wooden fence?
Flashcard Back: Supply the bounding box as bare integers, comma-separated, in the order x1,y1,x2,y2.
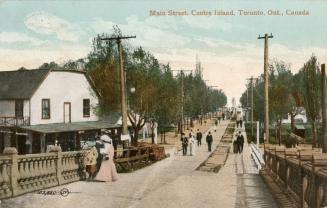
264,144,327,208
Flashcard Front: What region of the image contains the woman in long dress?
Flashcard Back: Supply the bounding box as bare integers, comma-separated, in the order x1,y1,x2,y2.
189,135,196,156
95,135,118,182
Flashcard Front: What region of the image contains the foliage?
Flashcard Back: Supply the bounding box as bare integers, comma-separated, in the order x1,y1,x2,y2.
301,55,321,147
60,26,227,146
240,56,323,148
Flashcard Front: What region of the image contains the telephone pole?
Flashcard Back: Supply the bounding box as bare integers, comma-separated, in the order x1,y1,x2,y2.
172,69,192,133
258,33,273,144
321,64,327,153
101,35,136,139
251,77,254,137
246,76,257,137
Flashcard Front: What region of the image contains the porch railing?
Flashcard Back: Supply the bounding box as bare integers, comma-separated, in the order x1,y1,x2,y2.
0,117,30,127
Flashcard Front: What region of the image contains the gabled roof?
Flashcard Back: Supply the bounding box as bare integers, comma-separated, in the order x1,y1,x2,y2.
0,68,51,100
0,68,101,100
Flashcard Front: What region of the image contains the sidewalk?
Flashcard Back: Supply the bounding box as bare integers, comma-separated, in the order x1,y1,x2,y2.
233,126,278,208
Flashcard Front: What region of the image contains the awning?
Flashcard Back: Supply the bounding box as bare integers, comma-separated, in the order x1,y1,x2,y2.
21,121,121,134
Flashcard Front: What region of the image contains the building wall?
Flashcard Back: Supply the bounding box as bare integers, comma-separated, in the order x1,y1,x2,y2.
30,71,99,125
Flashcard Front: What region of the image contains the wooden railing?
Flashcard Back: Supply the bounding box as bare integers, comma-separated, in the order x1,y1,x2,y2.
264,144,327,208
114,145,166,172
0,147,86,199
0,117,30,127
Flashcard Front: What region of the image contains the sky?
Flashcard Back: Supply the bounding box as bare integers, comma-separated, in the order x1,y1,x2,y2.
0,0,326,106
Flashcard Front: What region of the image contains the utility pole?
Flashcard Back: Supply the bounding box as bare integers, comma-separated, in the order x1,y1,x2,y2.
172,69,192,133
258,33,273,144
181,71,184,132
246,76,257,137
321,64,327,153
101,35,136,142
251,77,254,137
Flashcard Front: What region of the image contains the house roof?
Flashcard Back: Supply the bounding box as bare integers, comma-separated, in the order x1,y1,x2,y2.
0,68,101,100
21,120,121,134
0,68,51,100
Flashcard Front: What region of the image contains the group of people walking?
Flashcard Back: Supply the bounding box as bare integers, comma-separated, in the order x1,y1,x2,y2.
83,132,118,182
180,129,214,156
233,131,244,154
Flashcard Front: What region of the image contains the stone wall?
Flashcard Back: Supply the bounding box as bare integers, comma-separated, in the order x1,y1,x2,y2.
264,145,327,208
0,146,86,199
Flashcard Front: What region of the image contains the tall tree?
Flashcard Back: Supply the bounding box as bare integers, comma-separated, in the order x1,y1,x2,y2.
302,55,321,148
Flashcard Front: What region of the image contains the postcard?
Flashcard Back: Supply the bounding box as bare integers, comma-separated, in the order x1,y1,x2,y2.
0,0,326,207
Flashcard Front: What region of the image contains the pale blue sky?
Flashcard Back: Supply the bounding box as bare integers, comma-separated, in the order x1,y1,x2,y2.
0,0,326,104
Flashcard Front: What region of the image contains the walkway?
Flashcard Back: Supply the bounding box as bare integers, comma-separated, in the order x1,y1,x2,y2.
233,127,278,208
1,120,277,208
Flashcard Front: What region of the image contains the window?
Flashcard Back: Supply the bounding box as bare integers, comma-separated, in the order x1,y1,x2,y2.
42,99,50,119
15,100,24,118
83,99,90,117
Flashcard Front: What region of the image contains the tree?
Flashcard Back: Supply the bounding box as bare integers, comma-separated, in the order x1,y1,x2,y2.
269,60,294,145
86,35,120,114
301,55,321,148
38,61,61,70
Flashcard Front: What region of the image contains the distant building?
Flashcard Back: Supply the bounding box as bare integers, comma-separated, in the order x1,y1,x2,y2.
0,68,121,154
281,107,308,124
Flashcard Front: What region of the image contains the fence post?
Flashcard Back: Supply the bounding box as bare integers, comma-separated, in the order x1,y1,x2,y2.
49,146,63,185
3,147,19,196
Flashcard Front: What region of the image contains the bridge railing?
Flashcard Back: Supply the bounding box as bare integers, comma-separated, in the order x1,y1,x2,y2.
0,147,86,199
264,144,327,208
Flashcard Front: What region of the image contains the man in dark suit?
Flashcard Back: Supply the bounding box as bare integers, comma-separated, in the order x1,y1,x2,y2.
196,129,202,146
206,131,213,152
181,133,188,156
237,131,244,153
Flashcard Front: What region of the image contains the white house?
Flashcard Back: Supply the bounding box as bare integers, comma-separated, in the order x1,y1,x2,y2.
0,68,121,154
281,107,308,124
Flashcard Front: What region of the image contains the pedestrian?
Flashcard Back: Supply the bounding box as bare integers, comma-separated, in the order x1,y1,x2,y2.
83,143,98,180
94,138,104,172
217,111,221,124
222,112,225,120
189,135,196,156
151,120,158,144
206,131,213,152
237,131,244,153
189,129,194,138
233,132,239,154
95,134,118,182
196,129,202,146
181,133,188,156
236,112,243,128
142,123,148,139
